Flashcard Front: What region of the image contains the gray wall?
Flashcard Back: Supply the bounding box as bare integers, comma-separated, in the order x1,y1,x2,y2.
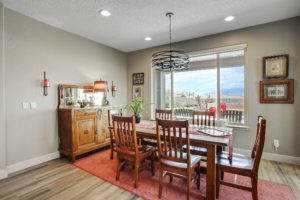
127,17,300,157
4,8,127,165
0,3,6,171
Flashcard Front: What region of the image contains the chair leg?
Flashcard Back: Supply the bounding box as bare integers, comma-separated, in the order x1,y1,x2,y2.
151,152,155,176
216,167,220,199
116,156,121,181
251,177,258,200
187,173,191,200
159,168,163,198
110,147,114,160
134,161,139,188
169,175,173,182
197,162,200,190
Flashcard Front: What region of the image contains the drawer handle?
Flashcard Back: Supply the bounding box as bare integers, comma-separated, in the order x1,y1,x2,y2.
84,112,88,115
95,130,98,135
84,130,88,135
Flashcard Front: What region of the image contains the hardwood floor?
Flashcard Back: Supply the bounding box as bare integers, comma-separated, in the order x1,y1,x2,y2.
0,158,299,200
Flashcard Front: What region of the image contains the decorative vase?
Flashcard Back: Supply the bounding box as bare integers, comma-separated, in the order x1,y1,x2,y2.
135,114,141,124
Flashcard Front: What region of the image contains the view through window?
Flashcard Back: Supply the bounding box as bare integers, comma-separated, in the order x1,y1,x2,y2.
154,48,246,125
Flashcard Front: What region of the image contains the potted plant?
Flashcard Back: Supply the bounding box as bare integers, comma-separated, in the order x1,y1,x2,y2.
77,99,90,108
126,98,144,123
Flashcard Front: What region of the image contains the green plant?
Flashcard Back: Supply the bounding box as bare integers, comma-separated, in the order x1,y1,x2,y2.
66,100,77,106
125,98,144,116
77,99,90,108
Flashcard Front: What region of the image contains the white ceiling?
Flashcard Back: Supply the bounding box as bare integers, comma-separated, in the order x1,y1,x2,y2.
1,0,300,52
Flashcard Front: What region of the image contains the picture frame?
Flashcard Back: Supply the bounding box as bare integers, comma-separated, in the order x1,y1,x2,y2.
260,79,294,104
132,73,144,85
132,85,144,100
263,54,288,79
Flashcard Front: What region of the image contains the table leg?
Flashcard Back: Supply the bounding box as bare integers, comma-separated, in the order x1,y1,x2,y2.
206,144,216,200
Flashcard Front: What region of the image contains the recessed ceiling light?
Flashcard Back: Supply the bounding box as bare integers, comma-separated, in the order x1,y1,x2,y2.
224,16,235,22
99,9,111,17
145,37,152,41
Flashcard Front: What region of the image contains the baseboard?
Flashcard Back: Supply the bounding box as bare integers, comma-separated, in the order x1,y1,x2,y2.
234,148,300,165
7,151,60,174
0,168,7,180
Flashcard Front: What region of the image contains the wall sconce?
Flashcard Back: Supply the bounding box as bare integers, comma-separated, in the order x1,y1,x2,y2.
42,71,50,96
111,81,117,97
94,79,108,92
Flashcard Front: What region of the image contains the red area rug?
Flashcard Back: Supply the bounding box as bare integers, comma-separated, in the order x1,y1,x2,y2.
74,150,296,200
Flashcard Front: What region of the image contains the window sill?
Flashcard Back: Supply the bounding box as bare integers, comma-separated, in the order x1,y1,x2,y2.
227,124,250,131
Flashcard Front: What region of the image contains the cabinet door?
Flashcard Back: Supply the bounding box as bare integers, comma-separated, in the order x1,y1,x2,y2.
75,115,97,150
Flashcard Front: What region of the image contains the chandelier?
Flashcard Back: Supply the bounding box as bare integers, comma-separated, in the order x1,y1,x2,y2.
152,12,190,71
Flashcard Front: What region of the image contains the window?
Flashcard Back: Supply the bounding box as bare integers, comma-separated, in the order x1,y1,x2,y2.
154,45,247,126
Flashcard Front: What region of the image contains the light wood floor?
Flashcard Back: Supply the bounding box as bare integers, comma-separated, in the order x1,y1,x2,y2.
0,158,299,200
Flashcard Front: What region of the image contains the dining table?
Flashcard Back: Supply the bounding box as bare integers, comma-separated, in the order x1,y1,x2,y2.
135,120,233,200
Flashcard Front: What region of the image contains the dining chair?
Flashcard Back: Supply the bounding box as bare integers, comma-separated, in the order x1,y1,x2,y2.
216,116,266,200
156,118,201,200
156,108,172,119
112,115,155,188
108,108,122,160
141,108,172,147
183,111,216,173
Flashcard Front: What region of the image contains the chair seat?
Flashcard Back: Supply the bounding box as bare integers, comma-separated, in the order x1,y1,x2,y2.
161,151,201,169
138,145,155,154
183,145,207,156
217,151,254,171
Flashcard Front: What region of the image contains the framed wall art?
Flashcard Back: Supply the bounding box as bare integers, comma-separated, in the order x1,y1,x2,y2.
260,79,294,104
263,54,288,79
132,73,144,85
132,85,144,100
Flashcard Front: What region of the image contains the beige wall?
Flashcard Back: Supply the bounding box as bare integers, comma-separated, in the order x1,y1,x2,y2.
127,17,300,157
0,3,6,171
4,8,127,165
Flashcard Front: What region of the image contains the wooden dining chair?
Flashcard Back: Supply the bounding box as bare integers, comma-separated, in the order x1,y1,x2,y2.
156,108,172,119
112,115,156,188
142,108,172,147
108,108,122,160
216,116,267,200
193,111,216,127
156,119,201,200
189,111,216,157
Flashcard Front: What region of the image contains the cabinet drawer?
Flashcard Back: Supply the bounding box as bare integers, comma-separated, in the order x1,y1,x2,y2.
74,110,96,117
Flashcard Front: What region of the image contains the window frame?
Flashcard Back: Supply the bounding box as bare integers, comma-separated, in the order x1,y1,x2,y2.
152,44,248,127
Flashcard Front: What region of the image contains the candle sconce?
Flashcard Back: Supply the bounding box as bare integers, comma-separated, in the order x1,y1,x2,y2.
111,81,117,97
42,71,50,96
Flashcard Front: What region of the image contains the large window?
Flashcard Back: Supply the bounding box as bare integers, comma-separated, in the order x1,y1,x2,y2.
154,45,247,126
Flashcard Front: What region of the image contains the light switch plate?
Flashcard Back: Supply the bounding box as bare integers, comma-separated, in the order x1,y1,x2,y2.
30,102,37,109
22,102,29,110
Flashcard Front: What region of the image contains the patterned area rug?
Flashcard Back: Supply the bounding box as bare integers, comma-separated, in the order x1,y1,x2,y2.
74,150,297,200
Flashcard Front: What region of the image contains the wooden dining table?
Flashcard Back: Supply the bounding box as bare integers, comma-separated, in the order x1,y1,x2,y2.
135,120,232,200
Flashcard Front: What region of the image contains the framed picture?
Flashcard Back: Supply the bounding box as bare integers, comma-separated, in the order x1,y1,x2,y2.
263,54,288,79
132,73,144,85
132,85,144,100
260,79,294,104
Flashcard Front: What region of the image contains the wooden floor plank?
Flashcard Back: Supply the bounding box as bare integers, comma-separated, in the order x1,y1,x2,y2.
0,158,298,200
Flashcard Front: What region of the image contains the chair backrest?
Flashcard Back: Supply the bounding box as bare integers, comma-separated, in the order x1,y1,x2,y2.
112,115,138,155
156,119,190,167
108,108,122,127
192,111,216,126
155,109,172,120
251,116,267,175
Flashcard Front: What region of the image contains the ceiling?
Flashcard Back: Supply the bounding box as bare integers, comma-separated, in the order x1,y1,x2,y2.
1,0,300,52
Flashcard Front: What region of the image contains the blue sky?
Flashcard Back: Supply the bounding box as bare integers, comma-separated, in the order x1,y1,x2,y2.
165,66,244,96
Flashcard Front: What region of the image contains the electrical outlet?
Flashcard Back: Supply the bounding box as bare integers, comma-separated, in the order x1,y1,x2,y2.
22,102,29,110
273,139,279,150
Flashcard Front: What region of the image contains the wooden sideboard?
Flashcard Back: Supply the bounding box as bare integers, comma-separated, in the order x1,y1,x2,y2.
58,107,110,162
